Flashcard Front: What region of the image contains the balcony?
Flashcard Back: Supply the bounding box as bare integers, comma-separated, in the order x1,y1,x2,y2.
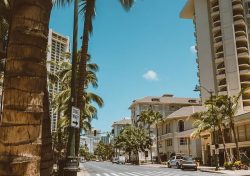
216,73,226,80
215,57,224,64
232,0,242,5
233,3,244,11
211,4,219,12
234,19,245,27
239,63,250,71
218,90,227,95
237,47,248,53
214,40,223,48
214,35,222,43
238,52,249,60
211,11,220,19
240,69,250,76
235,31,246,38
216,51,224,58
236,36,248,44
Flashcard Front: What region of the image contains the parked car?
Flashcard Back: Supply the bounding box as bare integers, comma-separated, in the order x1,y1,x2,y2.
80,157,86,163
167,155,183,169
112,156,126,164
118,156,126,164
180,156,197,170
112,157,119,164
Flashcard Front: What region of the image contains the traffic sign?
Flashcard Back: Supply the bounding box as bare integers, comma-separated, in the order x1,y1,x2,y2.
215,148,219,155
71,106,80,128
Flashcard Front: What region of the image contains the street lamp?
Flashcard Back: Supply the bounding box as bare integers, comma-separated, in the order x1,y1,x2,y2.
194,85,219,170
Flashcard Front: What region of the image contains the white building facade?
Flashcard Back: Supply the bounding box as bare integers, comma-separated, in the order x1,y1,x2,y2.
47,29,70,131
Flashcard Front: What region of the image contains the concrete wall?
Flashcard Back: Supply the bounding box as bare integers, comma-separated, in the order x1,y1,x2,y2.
194,0,217,102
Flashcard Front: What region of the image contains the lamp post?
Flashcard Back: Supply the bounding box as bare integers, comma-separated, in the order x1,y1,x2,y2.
194,85,219,170
64,0,79,175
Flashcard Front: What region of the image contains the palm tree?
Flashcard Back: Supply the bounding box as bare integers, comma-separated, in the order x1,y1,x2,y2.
191,97,230,163
216,93,243,161
0,0,54,175
138,107,163,163
77,0,135,116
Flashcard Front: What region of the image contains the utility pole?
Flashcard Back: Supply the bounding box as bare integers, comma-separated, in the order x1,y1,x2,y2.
194,85,219,170
64,0,79,175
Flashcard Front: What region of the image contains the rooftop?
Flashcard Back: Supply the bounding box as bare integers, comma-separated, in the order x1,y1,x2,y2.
180,0,194,19
130,94,201,108
112,118,131,127
166,106,206,120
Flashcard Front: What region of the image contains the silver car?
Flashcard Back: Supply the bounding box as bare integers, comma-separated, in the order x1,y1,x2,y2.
180,156,197,171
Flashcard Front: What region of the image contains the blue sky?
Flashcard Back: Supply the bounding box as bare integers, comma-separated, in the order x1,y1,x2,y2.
50,0,199,132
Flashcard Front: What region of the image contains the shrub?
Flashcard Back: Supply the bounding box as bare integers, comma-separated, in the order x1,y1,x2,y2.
224,162,234,170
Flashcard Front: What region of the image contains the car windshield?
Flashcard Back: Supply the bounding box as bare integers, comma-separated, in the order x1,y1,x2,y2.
183,157,193,161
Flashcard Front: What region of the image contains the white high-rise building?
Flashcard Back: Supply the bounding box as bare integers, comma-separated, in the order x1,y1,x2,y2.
47,29,70,131
181,0,250,114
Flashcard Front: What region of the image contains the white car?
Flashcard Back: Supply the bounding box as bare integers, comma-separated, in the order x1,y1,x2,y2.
167,155,183,169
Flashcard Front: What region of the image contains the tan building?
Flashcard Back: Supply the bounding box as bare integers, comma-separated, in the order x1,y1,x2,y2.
157,106,205,161
112,118,131,138
181,0,250,165
130,94,201,161
47,29,70,131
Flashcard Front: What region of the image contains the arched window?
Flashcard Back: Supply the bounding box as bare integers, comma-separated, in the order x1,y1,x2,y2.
178,120,184,132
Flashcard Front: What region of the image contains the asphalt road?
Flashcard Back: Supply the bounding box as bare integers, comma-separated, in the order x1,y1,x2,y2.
79,161,225,176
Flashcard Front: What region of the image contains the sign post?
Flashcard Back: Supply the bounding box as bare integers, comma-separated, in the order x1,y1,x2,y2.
71,106,80,128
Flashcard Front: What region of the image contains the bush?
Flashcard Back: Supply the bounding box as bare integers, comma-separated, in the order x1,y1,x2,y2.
224,162,234,170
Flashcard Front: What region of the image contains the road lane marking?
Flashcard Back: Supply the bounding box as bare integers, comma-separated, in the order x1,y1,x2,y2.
103,174,110,176
96,174,101,176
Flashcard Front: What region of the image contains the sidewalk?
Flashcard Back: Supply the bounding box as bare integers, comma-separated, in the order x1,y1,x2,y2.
140,163,250,176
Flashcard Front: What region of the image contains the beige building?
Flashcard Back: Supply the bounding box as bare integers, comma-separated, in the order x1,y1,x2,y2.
112,118,131,138
47,29,70,131
157,106,205,161
181,0,250,165
130,94,201,161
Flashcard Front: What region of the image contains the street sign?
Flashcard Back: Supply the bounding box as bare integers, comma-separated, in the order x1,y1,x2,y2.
71,106,80,128
215,148,219,155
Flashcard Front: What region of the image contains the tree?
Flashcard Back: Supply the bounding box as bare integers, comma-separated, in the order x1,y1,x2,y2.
191,96,231,163
0,0,53,175
114,126,152,165
216,93,243,161
77,0,135,122
138,107,163,163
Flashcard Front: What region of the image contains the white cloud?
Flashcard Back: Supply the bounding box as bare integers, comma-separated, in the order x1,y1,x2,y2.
143,70,159,81
190,45,197,54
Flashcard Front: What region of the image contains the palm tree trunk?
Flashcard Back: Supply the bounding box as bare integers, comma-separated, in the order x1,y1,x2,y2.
0,1,52,175
76,0,96,156
148,126,153,163
230,120,240,160
156,124,161,164
218,125,230,162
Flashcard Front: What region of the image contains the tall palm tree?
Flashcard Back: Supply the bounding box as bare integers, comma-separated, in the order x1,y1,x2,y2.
0,0,54,175
216,93,243,161
77,0,135,117
191,97,230,163
138,107,163,163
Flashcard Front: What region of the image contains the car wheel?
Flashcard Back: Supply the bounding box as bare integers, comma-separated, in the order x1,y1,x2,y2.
194,168,197,171
168,163,171,168
176,163,180,169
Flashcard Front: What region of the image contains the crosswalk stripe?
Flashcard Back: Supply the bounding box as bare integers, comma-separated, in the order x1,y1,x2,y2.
124,172,141,176
103,173,110,176
110,173,120,176
96,174,101,176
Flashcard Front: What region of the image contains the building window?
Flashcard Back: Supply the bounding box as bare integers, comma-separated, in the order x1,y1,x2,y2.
166,123,171,133
166,139,172,146
178,120,184,132
180,138,187,145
